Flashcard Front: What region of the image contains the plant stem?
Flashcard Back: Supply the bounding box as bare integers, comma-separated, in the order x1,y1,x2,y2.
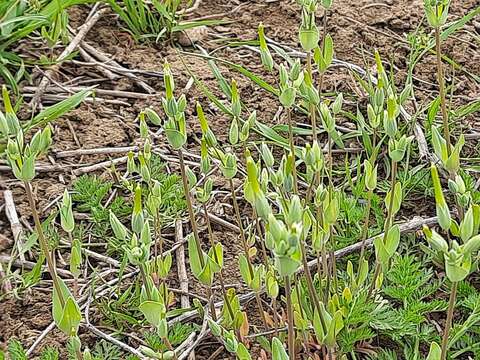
358,189,373,264
327,132,338,294
284,275,295,360
163,336,178,360
24,181,65,307
434,26,451,154
202,203,235,321
272,296,279,337
139,264,152,300
228,178,267,328
75,347,83,360
178,149,205,270
306,52,317,141
287,107,298,194
300,240,327,332
441,281,457,360
254,210,269,265
368,160,397,298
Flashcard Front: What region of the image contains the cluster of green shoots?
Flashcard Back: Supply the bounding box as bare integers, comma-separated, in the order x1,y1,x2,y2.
2,0,479,359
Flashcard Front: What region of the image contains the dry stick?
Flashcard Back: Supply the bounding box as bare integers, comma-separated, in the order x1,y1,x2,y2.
306,215,438,270
79,42,155,93
59,238,121,267
4,190,25,261
228,178,268,328
23,86,155,100
73,156,128,176
78,46,118,80
0,262,12,293
55,146,139,158
0,254,73,278
24,93,130,106
175,220,190,309
441,281,458,360
30,8,107,108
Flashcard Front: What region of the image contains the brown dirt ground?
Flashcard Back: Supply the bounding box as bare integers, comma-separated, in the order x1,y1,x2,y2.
1,0,479,358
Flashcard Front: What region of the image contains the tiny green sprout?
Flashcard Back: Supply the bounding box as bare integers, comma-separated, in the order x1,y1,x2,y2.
70,239,82,279
143,107,162,126
431,127,465,174
139,155,151,183
200,139,211,174
197,102,218,147
185,166,197,190
388,135,413,163
266,269,279,299
258,22,274,71
239,255,264,291
127,151,137,174
424,0,450,28
278,61,304,108
271,337,289,360
230,79,241,118
109,210,128,242
228,117,239,145
220,288,245,331
312,302,344,351
196,178,213,204
384,182,403,217
266,213,302,277
52,278,82,337
367,103,380,129
162,62,187,149
7,126,51,182
374,224,400,267
59,189,74,233
332,92,343,115
83,348,92,360
218,152,238,179
301,69,319,106
426,342,441,360
313,33,334,73
152,252,173,280
260,142,275,167
188,233,223,286
364,159,377,191
299,1,320,52
139,113,149,139
131,185,145,234
431,164,452,231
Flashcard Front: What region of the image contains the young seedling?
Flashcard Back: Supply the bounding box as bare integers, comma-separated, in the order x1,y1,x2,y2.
278,60,304,193
2,88,84,358
298,0,320,140
314,0,334,98
369,94,413,297
424,164,480,360
424,0,452,152
60,190,81,297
